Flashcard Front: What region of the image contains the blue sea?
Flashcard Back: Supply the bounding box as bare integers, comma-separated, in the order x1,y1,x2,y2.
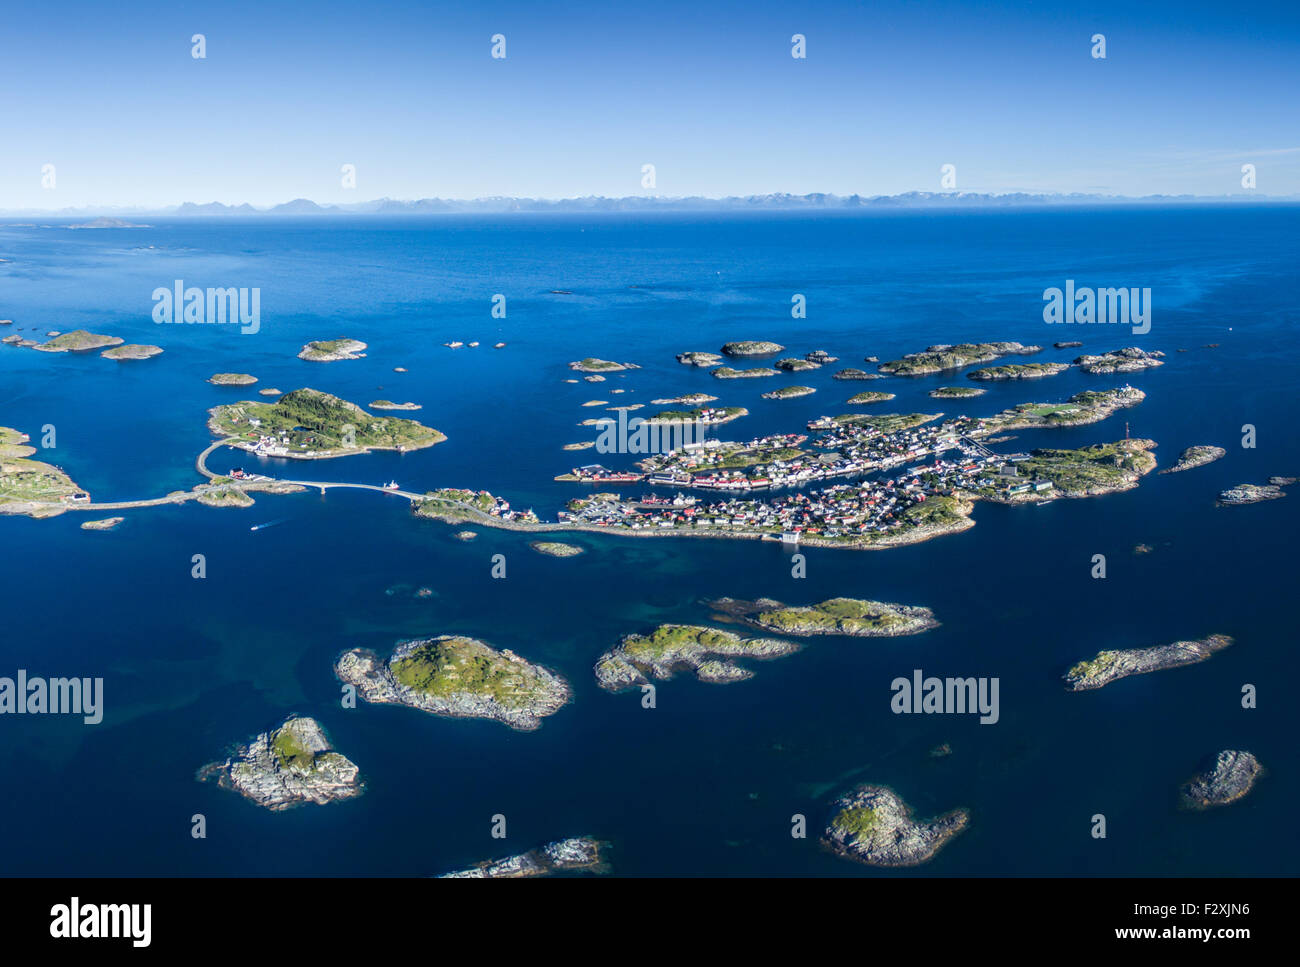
0,207,1295,875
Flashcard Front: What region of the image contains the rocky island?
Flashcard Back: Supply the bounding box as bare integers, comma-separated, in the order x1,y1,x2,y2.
823,785,969,867
676,351,724,367
529,540,584,557
594,624,798,690
774,357,820,372
1216,483,1286,506
369,400,422,411
208,373,257,386
930,386,986,398
1074,347,1165,374
101,344,163,360
761,385,816,400
877,341,1041,376
570,358,636,372
1064,634,1233,690
195,480,256,508
440,837,609,878
298,338,367,361
1159,445,1226,474
846,391,896,404
721,340,783,357
33,329,124,353
197,715,362,811
968,362,1070,381
831,368,885,380
335,636,570,731
711,366,780,379
0,427,85,517
978,387,1145,433
710,596,938,637
1179,750,1264,810
652,393,718,405
80,517,124,531
208,388,446,458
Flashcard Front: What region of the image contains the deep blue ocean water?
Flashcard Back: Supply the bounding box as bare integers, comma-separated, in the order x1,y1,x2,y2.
0,207,1295,875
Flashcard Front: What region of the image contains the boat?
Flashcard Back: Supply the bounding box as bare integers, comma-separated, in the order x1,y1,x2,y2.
383,480,399,490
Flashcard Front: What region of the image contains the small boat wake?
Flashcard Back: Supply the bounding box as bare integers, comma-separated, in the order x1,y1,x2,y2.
250,518,288,532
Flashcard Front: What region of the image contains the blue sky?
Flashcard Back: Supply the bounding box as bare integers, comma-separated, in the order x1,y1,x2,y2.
2,0,1298,207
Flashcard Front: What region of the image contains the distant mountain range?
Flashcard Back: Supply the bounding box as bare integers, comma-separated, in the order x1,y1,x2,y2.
2,191,1293,218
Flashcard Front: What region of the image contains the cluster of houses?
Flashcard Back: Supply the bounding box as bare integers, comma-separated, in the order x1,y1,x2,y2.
553,413,1063,537
248,434,297,457
555,475,929,537
580,407,1067,502
457,489,539,523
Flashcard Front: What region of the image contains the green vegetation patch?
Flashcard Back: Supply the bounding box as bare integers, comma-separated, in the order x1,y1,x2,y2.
898,495,967,527
272,727,316,771
832,806,879,839
846,391,896,404
756,598,915,635
968,362,1068,380
0,428,81,504
620,624,746,661
422,488,497,512
1017,441,1156,494
574,358,626,371
35,330,123,352
1066,651,1119,680
762,385,815,399
391,637,545,708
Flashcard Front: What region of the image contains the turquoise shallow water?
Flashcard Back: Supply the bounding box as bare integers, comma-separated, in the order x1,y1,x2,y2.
0,207,1295,874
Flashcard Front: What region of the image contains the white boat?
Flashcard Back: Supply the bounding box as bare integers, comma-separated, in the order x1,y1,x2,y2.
383,480,399,490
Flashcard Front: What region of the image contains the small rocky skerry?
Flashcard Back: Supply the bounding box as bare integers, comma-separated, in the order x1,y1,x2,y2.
1063,634,1233,691
594,623,798,690
1159,445,1226,475
440,837,609,877
822,784,969,867
1216,483,1286,506
197,715,362,811
1179,750,1264,810
709,596,938,637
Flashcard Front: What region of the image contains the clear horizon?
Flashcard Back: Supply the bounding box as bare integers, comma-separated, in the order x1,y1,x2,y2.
6,190,1300,218
1,0,1297,208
